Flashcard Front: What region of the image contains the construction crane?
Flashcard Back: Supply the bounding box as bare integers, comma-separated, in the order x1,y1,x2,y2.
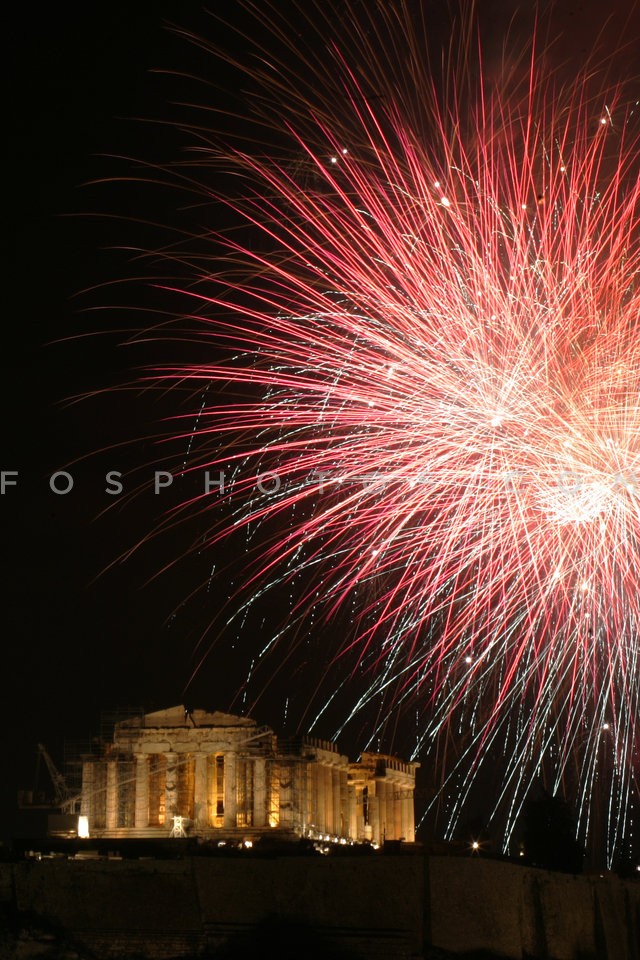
18,744,81,814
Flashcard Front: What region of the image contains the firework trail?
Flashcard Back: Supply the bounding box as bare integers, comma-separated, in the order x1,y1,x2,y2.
150,3,640,863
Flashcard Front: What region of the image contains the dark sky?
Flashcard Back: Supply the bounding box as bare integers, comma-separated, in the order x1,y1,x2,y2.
4,1,227,840
4,0,387,840
3,1,640,844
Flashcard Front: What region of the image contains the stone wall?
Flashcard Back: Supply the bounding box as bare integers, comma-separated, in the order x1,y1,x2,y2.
1,854,638,959
426,856,639,959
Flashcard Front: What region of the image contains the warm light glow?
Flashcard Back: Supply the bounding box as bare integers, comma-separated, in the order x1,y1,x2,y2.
77,816,89,839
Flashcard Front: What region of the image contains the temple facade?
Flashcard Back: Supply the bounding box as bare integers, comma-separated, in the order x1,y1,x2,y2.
80,706,419,845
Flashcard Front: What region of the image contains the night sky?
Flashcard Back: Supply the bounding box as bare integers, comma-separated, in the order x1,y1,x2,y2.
4,1,224,840
4,1,640,845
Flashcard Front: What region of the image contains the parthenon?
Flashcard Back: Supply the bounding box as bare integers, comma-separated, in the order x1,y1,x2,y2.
80,706,419,844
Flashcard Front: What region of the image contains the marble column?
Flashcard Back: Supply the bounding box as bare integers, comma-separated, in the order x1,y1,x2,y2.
304,763,313,834
193,753,208,830
398,782,407,840
278,760,292,828
253,758,267,827
223,751,237,829
404,790,415,841
386,774,397,840
134,755,149,829
80,762,93,819
269,760,280,828
387,781,396,840
332,768,341,836
165,752,177,824
310,765,319,833
105,761,117,831
385,781,393,840
348,783,358,841
394,781,403,839
309,762,318,831
370,789,380,845
323,766,332,834
376,782,384,842
383,781,390,839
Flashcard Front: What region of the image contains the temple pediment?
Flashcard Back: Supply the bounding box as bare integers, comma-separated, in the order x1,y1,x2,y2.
118,706,257,730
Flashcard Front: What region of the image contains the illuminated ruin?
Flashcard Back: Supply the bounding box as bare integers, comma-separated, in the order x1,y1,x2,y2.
80,706,418,844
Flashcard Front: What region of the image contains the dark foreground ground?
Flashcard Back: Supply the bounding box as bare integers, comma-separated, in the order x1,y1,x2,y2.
0,850,637,960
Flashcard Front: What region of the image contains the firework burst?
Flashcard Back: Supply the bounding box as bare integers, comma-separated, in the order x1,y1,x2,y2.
145,3,640,863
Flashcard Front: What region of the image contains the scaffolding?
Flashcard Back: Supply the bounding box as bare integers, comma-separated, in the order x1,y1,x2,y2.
69,706,419,843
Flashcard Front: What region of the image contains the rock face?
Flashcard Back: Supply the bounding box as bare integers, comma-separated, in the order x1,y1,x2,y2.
0,854,638,959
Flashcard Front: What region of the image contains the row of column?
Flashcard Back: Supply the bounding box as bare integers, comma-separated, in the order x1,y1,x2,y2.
307,763,345,836
365,780,415,843
83,753,414,840
125,752,269,830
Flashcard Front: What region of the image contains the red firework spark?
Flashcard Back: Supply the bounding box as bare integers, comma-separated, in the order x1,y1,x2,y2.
141,4,640,861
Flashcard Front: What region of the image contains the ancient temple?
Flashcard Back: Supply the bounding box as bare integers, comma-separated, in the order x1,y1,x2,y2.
79,706,419,844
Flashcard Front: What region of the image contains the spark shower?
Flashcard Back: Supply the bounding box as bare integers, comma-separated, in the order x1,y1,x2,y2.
128,3,640,864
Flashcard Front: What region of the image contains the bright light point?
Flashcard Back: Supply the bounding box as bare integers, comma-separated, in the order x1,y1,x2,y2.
600,117,607,124
521,203,527,210
490,416,502,427
371,548,379,556
77,816,89,839
560,165,566,172
244,839,253,848
465,656,473,664
330,156,338,163
581,582,589,592
342,147,348,154
471,841,479,850
542,479,611,525
441,196,450,207
602,723,610,731
433,180,440,188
